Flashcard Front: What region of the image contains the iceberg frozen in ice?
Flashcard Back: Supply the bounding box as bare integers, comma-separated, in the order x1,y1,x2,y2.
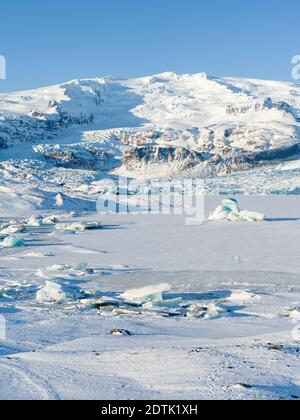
42,215,58,225
55,221,102,232
46,262,89,273
0,236,25,248
143,298,183,309
36,281,85,303
209,198,265,222
188,302,229,319
110,329,132,336
142,298,185,316
46,264,71,272
72,262,88,271
0,224,26,235
36,281,67,303
120,283,171,305
27,215,43,227
239,210,265,222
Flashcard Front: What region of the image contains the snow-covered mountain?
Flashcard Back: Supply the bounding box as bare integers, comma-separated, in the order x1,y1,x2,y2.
1,72,300,198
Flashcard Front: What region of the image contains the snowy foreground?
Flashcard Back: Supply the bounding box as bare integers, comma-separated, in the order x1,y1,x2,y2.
0,196,300,400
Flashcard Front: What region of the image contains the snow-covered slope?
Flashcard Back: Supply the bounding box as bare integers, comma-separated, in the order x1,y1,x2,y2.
1,72,300,199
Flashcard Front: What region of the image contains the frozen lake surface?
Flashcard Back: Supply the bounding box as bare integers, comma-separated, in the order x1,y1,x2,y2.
0,196,300,400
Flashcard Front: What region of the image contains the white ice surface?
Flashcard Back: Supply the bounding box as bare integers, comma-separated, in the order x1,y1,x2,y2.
0,196,300,400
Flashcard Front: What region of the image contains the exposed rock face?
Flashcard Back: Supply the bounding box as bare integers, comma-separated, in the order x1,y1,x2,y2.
34,143,119,171
124,146,204,169
226,98,299,120
116,133,300,178
0,110,95,147
117,145,205,178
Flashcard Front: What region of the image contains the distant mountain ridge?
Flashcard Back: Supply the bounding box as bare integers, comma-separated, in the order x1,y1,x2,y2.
1,72,300,179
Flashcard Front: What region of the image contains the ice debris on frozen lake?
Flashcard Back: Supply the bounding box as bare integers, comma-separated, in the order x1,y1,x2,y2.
42,215,58,225
187,302,230,319
23,252,54,258
0,236,25,248
0,223,27,235
36,281,86,304
28,214,59,226
209,198,265,222
0,215,59,236
89,284,234,319
27,215,43,227
142,299,185,316
120,283,171,305
46,262,89,273
110,329,132,336
55,221,102,232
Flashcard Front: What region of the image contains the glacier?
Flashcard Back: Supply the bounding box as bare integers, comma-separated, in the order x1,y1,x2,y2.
1,72,300,212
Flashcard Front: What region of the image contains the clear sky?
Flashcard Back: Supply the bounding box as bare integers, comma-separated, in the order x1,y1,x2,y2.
0,0,299,92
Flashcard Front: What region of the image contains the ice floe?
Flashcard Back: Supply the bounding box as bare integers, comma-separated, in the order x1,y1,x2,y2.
209,198,265,222
120,283,171,305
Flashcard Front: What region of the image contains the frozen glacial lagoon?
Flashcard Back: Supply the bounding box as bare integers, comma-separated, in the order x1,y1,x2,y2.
0,196,300,400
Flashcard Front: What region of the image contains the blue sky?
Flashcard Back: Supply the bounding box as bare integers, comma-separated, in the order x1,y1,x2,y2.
0,0,299,91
